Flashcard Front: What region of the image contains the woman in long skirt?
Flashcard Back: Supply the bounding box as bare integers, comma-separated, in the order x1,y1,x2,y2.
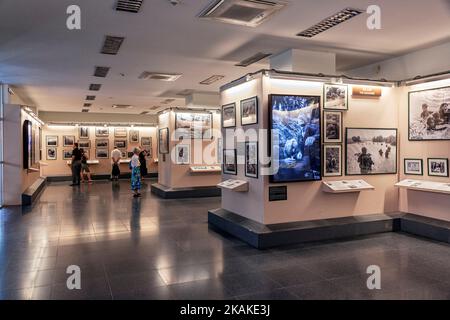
130,148,141,197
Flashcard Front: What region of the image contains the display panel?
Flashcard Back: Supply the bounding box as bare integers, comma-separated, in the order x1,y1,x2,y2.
324,144,342,177
269,94,321,183
175,144,190,164
409,86,450,140
175,112,212,139
346,128,397,175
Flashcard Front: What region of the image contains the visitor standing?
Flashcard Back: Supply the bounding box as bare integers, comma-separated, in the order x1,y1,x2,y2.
80,149,93,184
138,149,148,178
111,148,121,181
130,148,141,198
70,143,82,186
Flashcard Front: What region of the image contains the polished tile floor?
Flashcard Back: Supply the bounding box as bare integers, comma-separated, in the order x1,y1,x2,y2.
1,180,450,300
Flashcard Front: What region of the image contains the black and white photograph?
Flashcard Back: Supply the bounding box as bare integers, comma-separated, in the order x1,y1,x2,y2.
63,149,72,160
63,135,75,147
175,144,190,165
96,149,109,159
346,128,398,175
217,138,223,164
404,159,423,176
324,84,348,110
141,137,152,147
78,141,90,149
324,111,343,143
120,150,127,159
409,86,450,140
245,141,258,178
130,130,139,143
428,158,449,177
324,144,342,177
95,139,109,148
159,128,169,154
223,149,237,175
222,103,236,128
46,147,57,160
114,140,127,149
175,112,212,139
96,127,109,137
79,127,89,139
241,97,258,126
46,135,58,147
114,127,127,138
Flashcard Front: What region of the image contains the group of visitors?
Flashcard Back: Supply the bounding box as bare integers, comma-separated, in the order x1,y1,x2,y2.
70,143,149,197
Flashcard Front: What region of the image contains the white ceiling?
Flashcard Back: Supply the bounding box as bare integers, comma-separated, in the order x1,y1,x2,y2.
0,0,449,114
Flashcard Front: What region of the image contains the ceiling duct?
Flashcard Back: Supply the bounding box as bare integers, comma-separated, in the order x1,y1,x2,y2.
138,72,182,82
198,0,286,27
89,84,102,91
101,36,125,55
94,66,110,78
83,103,92,107
116,0,144,13
235,52,272,67
86,95,96,101
200,75,225,85
297,8,363,38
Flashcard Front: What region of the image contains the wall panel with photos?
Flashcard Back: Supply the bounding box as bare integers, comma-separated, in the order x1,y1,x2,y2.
41,125,158,177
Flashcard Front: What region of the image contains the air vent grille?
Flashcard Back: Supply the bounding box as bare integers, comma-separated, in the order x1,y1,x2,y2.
116,0,144,13
112,104,133,109
89,84,102,91
86,95,96,101
83,103,92,107
140,111,151,115
161,99,176,105
236,52,272,67
82,109,90,113
101,36,125,55
94,66,110,78
200,75,225,85
138,72,182,82
297,8,363,38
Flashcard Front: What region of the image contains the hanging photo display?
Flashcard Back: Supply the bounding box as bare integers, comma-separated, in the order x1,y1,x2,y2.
63,149,73,160
95,139,109,148
159,128,169,154
346,128,397,175
175,112,213,139
241,97,258,126
47,147,57,160
269,94,321,183
46,136,58,147
324,111,343,143
175,144,190,164
404,159,423,176
78,141,90,149
79,127,89,139
428,158,449,177
114,128,127,138
96,127,109,137
129,130,139,143
223,149,237,175
96,149,109,159
245,141,258,178
114,140,127,149
222,103,236,128
63,135,75,147
409,86,450,140
324,84,348,110
141,137,152,147
324,144,342,177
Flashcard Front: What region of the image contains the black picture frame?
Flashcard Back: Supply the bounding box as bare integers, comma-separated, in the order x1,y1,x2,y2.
427,158,449,177
46,135,58,147
323,84,349,111
408,86,450,141
345,127,398,176
323,110,343,143
46,147,57,161
95,148,109,159
268,94,322,183
223,149,237,175
114,140,127,149
222,103,236,128
159,128,169,154
323,144,343,177
245,141,258,179
79,127,89,139
240,97,258,126
404,158,423,176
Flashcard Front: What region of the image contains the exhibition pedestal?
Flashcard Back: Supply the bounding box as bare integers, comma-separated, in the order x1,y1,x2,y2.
151,183,221,199
322,180,375,193
396,179,450,195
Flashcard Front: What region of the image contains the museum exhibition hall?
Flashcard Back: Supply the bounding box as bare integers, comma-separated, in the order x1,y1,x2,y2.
0,0,450,302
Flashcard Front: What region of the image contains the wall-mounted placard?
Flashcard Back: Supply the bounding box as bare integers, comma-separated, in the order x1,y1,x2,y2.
269,186,287,202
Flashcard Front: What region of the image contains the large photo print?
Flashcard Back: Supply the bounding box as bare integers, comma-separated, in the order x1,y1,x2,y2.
409,86,450,140
270,95,321,183
346,128,397,175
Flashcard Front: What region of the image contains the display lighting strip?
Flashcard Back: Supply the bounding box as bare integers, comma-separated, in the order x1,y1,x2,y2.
156,106,220,115
22,106,45,125
46,122,157,128
400,70,450,87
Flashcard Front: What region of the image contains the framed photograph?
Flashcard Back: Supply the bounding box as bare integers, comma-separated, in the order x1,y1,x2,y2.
96,127,109,137
46,147,57,160
95,139,109,148
120,150,127,159
241,97,258,126
114,127,127,138
217,138,223,164
175,144,190,165
269,94,322,183
345,128,398,175
428,158,449,177
129,130,139,143
144,149,152,158
79,127,89,139
324,145,342,177
63,149,72,160
409,86,450,141
245,141,258,178
175,112,213,139
46,135,58,147
159,128,169,154
114,140,127,149
223,149,237,175
324,111,343,143
78,141,91,149
404,159,423,176
222,103,236,128
324,84,348,110
63,135,75,147
141,137,152,147
96,148,109,159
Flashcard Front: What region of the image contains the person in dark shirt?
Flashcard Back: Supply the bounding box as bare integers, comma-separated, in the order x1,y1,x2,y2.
70,143,82,186
138,149,148,178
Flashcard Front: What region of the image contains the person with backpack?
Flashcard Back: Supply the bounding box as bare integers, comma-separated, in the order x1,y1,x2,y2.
80,149,93,184
130,147,142,198
357,147,374,174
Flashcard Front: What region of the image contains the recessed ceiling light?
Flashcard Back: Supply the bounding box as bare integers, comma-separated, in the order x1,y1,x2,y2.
138,72,182,82
200,75,225,85
297,8,363,38
235,52,272,67
101,36,125,55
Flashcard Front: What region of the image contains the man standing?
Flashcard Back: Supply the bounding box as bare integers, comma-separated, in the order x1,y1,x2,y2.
70,143,82,186
111,148,122,181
